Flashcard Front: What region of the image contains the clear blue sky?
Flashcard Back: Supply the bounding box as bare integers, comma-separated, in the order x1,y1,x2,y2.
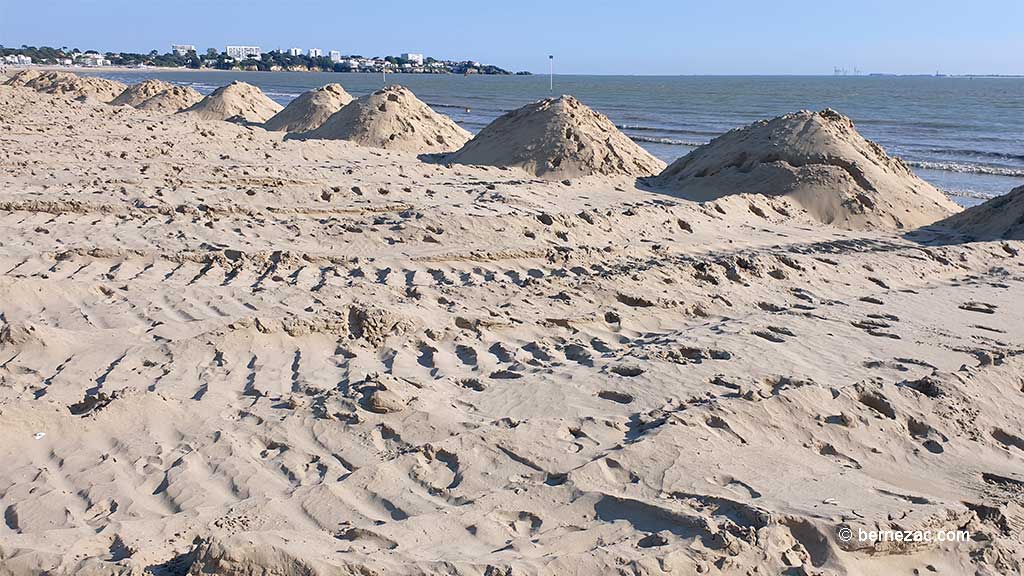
1,0,1021,75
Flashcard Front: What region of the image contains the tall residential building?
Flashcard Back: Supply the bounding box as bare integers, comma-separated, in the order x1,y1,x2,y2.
171,44,195,56
401,53,424,65
226,46,261,60
308,48,323,58
288,47,302,56
329,51,342,63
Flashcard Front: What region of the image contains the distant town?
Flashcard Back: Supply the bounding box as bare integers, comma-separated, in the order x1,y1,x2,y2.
0,44,529,76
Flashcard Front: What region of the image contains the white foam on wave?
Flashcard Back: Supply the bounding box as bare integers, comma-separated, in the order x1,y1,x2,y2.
909,161,1024,177
629,135,705,147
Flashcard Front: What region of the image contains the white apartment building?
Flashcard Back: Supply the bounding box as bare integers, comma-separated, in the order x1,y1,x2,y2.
171,44,195,56
329,50,342,63
225,46,261,60
3,54,33,65
78,53,108,67
288,47,302,56
308,48,323,58
401,52,424,65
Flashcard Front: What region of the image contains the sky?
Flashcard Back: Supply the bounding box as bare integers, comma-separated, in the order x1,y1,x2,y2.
1,0,1022,75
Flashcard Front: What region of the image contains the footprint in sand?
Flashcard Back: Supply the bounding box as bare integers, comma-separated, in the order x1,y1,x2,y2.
960,301,997,314
753,326,793,343
334,527,398,551
818,443,862,469
851,318,900,339
708,474,762,499
598,390,633,404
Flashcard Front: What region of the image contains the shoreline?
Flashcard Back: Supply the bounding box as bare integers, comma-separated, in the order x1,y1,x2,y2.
19,64,510,76
7,65,1022,79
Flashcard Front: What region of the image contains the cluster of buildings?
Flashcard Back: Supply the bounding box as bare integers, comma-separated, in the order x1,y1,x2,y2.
3,53,106,67
282,48,423,67
2,54,32,65
77,53,109,67
3,42,493,74
335,56,476,74
153,43,502,74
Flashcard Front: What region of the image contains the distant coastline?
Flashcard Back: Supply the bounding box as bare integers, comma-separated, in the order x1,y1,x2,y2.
25,64,517,76
9,64,1021,79
1,45,526,75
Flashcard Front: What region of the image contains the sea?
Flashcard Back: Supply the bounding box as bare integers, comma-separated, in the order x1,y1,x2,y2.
78,70,1024,207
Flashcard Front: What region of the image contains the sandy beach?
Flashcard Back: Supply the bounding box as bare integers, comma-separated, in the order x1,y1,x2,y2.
0,73,1022,576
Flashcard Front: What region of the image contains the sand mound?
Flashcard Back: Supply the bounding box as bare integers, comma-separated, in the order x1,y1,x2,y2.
22,71,126,102
110,79,176,107
180,81,283,123
264,83,354,132
937,185,1024,240
652,109,959,230
301,85,469,153
448,95,666,178
136,85,203,112
3,69,43,88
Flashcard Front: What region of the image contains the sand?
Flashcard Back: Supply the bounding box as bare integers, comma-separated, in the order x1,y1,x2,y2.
264,84,354,132
299,85,470,153
0,85,1022,576
110,79,177,107
135,85,204,113
180,80,283,123
933,185,1024,241
15,70,126,103
652,109,960,230
2,70,43,88
448,95,667,178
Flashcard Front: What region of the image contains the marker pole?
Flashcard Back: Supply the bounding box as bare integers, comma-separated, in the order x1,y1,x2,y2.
549,55,553,91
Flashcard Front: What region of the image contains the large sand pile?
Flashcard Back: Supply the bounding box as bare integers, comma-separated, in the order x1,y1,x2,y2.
937,184,1024,240
180,81,283,123
135,85,203,112
110,79,176,107
447,95,666,178
22,71,126,102
3,69,43,88
264,83,353,132
300,85,470,153
652,109,959,230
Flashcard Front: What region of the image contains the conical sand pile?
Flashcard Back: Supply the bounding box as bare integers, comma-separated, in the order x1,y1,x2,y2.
135,85,203,112
447,95,666,178
23,71,126,102
936,185,1024,240
179,81,283,123
301,85,470,153
264,83,354,132
652,109,959,230
111,79,176,107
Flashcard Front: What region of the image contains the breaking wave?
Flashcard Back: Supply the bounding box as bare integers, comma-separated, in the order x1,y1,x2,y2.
629,135,705,147
909,161,1024,177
